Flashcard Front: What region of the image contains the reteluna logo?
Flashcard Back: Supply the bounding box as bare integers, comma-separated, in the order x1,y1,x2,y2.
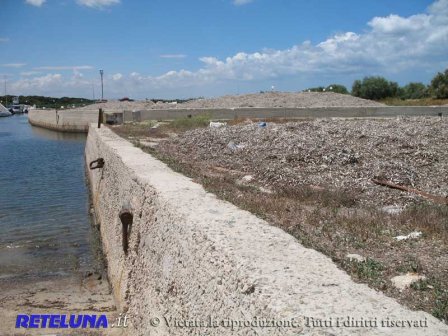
16,315,108,329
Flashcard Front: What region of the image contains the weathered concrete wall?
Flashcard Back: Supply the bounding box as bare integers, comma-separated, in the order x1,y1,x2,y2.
31,106,448,133
137,106,448,121
85,126,447,336
28,109,98,132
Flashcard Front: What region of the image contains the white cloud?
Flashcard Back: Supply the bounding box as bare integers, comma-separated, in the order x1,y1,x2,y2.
112,73,122,80
152,0,448,83
2,63,27,68
7,0,448,98
25,0,46,7
429,0,448,15
11,74,62,93
21,71,42,77
77,0,120,9
33,65,94,71
160,54,187,59
233,0,254,5
368,14,431,34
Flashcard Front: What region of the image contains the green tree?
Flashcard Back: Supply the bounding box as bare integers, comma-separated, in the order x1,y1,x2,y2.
352,80,362,97
429,69,448,99
304,86,325,92
401,82,429,99
326,84,349,94
351,76,399,100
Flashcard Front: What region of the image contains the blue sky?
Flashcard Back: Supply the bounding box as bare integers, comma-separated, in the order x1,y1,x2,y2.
0,0,447,99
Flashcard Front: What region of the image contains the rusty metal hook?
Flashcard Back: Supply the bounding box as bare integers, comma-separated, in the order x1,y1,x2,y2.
119,202,133,254
89,158,105,170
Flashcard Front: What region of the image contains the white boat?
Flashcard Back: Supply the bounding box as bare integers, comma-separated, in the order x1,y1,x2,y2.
0,103,12,117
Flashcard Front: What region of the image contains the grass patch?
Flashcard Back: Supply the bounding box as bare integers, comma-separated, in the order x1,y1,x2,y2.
162,114,211,132
111,114,211,140
397,204,448,239
379,98,448,106
349,258,384,283
433,285,448,321
111,120,169,139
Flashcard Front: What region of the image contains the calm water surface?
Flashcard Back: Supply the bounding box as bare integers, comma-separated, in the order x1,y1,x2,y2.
0,114,97,280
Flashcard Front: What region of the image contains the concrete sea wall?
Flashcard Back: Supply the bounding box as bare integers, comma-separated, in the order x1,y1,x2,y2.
85,125,448,336
136,106,448,121
28,109,98,132
31,106,448,133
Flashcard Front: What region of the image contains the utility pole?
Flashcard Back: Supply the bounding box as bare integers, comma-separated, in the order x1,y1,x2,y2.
4,75,7,107
92,83,95,101
99,70,104,101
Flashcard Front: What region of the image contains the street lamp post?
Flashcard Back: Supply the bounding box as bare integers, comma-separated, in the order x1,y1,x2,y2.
4,76,7,107
99,70,104,101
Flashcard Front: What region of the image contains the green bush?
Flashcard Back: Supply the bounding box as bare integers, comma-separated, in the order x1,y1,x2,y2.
351,76,400,100
304,86,325,92
326,84,349,94
401,82,429,99
429,69,448,99
304,84,348,94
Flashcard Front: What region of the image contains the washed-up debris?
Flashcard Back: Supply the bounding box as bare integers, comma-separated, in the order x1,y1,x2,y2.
236,175,254,186
258,122,267,128
209,121,227,128
372,178,448,205
158,117,448,207
394,231,423,241
258,186,273,194
227,141,245,151
381,205,404,215
346,254,366,262
391,273,426,290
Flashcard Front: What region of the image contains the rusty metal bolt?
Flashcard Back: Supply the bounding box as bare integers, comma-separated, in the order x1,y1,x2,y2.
119,202,133,254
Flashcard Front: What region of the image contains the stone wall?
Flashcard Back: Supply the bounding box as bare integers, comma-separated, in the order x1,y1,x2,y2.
85,125,448,336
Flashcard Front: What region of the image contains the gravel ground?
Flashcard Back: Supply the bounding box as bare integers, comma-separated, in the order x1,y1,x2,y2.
77,92,384,111
158,117,447,208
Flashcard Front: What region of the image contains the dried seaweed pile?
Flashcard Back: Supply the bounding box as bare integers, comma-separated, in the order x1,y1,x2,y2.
77,92,384,112
158,117,448,207
156,92,385,109
76,100,156,111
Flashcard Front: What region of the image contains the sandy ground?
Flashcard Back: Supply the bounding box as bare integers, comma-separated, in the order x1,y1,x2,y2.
0,274,129,335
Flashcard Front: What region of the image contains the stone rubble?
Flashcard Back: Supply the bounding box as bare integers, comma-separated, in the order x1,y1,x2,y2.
391,273,426,291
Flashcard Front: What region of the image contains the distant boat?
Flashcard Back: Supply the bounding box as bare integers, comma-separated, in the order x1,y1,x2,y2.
8,96,28,114
8,104,28,114
0,103,12,117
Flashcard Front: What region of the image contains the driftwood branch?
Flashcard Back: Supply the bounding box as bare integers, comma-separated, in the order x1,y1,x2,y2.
372,178,448,205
